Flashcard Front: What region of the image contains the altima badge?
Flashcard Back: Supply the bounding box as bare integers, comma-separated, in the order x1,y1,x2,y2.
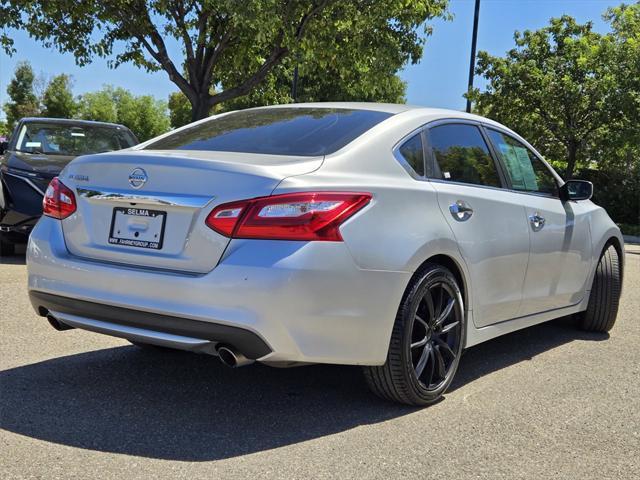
128,168,148,189
68,174,89,182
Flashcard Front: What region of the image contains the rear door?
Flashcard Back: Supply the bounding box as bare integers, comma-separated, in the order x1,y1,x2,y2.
484,128,592,315
425,122,530,326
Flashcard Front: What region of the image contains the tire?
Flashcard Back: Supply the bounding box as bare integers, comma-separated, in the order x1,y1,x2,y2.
578,244,622,333
363,263,465,406
0,238,15,257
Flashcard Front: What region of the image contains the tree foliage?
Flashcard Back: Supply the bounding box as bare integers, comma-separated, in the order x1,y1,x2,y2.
42,74,78,118
467,2,639,227
599,3,640,170
3,0,449,120
76,89,118,123
3,61,41,130
168,91,194,128
78,86,170,141
2,61,169,140
468,3,640,182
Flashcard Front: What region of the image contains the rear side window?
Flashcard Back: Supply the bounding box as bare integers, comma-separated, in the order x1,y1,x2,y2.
428,124,501,188
398,133,425,176
145,108,393,156
486,129,558,196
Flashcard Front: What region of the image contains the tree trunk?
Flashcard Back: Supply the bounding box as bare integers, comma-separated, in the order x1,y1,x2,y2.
190,94,212,122
565,143,578,179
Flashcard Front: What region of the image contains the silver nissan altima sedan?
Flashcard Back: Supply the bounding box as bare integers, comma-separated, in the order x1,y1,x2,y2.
27,103,624,406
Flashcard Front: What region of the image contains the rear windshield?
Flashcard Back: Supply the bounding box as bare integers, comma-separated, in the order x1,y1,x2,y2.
14,122,137,156
144,107,393,156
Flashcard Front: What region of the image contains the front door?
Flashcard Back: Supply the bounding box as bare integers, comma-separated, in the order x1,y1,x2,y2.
484,128,592,316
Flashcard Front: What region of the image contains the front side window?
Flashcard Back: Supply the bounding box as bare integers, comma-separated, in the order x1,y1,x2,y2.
398,133,425,176
427,124,501,188
486,129,558,196
145,108,393,157
14,123,136,156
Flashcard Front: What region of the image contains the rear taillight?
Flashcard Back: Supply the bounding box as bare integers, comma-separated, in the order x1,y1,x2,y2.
206,192,372,241
43,177,77,220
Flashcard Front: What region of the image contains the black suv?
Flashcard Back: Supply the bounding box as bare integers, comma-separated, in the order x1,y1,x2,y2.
0,118,138,255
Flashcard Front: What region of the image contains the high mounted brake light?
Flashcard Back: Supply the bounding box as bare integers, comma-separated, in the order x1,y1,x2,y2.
205,192,372,241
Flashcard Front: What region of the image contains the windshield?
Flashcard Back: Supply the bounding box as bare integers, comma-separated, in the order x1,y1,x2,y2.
144,108,393,156
14,122,137,156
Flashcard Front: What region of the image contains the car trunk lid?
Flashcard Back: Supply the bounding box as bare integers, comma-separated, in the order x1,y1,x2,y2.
60,149,323,273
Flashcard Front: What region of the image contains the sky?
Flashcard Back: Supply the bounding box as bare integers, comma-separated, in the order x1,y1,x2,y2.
0,0,617,120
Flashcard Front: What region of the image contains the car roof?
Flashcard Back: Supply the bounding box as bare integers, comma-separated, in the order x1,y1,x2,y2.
259,102,416,114
253,102,508,128
19,117,131,130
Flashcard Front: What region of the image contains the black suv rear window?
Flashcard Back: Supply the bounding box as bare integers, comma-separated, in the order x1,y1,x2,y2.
145,107,393,156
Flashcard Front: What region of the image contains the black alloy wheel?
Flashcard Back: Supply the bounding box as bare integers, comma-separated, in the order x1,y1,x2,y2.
364,263,465,406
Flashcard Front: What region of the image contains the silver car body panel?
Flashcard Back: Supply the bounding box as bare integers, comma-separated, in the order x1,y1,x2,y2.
28,216,410,365
430,180,530,326
27,103,624,365
60,150,323,273
517,193,593,316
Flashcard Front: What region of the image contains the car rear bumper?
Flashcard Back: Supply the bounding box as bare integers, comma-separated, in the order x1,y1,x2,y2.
30,290,273,358
27,217,411,365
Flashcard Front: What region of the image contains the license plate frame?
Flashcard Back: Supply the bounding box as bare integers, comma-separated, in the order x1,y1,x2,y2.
108,207,167,250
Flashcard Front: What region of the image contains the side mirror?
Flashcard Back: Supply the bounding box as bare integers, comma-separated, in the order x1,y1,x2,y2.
0,141,8,155
560,179,593,202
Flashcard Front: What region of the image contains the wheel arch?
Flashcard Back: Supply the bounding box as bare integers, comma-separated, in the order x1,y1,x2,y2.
581,226,625,310
410,254,469,312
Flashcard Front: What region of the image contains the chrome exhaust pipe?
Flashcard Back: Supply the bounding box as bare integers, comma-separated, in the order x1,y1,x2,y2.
46,314,74,331
217,345,254,368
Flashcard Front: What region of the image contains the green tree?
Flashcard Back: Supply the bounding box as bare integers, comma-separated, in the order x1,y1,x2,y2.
468,16,614,178
0,120,9,137
3,61,41,129
78,86,169,141
467,3,639,227
591,3,640,228
42,74,77,118
77,88,118,123
168,91,198,129
123,94,170,141
599,3,640,169
3,1,448,121
221,53,407,112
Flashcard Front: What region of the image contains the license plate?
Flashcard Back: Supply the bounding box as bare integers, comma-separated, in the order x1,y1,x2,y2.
108,207,166,250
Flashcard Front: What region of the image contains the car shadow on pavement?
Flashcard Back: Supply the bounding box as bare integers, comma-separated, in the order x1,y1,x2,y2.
0,316,608,461
450,315,609,391
0,345,414,461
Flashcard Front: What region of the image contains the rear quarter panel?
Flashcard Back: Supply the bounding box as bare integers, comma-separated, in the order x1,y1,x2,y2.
274,110,472,308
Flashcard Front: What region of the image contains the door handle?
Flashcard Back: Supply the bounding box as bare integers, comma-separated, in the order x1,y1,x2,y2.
529,213,545,232
449,200,473,222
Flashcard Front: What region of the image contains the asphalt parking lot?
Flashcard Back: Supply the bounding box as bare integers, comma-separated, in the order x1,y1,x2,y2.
1,245,639,480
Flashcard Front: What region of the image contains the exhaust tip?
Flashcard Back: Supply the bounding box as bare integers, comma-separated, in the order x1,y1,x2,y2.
46,314,74,331
217,345,253,368
217,346,238,367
